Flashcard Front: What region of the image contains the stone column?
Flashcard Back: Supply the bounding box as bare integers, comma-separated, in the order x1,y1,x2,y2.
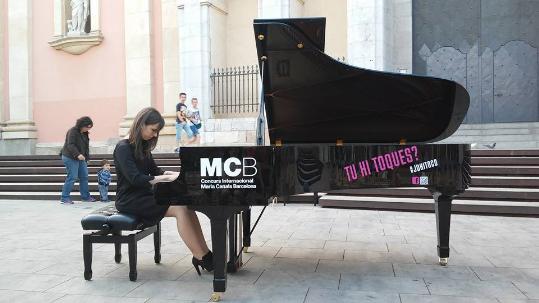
178,0,213,126
347,0,411,72
162,0,180,117
258,0,289,18
0,0,4,134
1,0,37,155
152,0,181,148
347,0,380,70
119,0,154,136
392,0,412,73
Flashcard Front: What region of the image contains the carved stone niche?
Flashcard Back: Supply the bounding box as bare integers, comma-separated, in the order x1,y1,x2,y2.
48,0,103,55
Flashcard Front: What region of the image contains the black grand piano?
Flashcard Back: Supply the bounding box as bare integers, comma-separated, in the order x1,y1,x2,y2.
156,18,471,301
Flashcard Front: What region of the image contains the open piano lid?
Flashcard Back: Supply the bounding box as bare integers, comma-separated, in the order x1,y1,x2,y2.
254,18,470,144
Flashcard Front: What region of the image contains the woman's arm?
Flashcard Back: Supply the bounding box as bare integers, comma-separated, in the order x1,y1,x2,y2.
65,129,84,160
149,155,165,176
113,144,154,187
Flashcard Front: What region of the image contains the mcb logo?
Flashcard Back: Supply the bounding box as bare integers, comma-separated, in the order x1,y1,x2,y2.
200,157,257,177
411,176,429,185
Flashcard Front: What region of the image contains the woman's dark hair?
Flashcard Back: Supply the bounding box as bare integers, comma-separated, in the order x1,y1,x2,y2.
128,107,165,160
75,116,93,131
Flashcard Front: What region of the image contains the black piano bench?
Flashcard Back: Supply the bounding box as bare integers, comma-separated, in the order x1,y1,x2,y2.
80,205,161,281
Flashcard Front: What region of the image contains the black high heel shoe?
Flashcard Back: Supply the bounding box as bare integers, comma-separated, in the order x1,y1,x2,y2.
192,251,214,275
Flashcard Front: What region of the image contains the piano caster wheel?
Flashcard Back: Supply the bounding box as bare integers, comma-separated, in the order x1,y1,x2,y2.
154,253,161,264
210,292,222,302
84,270,92,280
129,271,137,281
115,254,121,263
439,257,448,266
243,247,249,253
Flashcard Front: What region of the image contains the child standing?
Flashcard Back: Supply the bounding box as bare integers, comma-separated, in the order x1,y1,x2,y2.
97,159,112,202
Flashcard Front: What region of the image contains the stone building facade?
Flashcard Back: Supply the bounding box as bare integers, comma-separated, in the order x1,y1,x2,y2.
0,0,414,154
1,0,536,154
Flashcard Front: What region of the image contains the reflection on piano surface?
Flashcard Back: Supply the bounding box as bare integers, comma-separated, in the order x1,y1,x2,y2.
155,18,471,301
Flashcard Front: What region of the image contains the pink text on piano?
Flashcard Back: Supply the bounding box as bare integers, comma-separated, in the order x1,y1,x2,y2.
343,146,420,182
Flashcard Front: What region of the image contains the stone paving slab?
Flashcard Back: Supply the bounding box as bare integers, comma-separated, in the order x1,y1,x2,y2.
55,294,149,303
0,200,538,302
325,239,389,252
513,281,539,300
0,290,66,303
424,278,527,299
393,263,478,280
344,249,416,264
305,289,401,303
316,260,395,276
400,294,499,303
471,266,539,282
339,274,429,294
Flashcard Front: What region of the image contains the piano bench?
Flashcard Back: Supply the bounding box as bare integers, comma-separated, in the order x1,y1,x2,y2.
80,205,161,282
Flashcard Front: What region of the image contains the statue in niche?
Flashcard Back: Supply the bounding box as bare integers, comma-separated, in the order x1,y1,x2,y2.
67,0,89,35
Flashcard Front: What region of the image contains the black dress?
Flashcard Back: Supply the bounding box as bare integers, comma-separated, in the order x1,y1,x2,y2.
113,139,169,226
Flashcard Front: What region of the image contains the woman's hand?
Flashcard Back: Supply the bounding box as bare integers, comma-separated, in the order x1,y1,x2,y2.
77,154,86,161
163,170,179,175
163,171,180,181
150,172,180,184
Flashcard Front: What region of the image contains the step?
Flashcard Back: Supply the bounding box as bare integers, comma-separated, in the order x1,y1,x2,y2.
456,128,532,136
457,122,539,129
2,156,539,167
0,166,180,175
471,176,539,188
472,166,539,176
444,134,537,142
323,187,539,201
471,157,539,166
0,183,118,192
0,158,180,167
6,175,530,187
0,175,114,182
318,195,539,216
0,153,178,161
442,140,539,149
0,191,117,200
471,149,539,157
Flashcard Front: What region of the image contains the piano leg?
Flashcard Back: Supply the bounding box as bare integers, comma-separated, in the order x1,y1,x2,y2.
210,217,227,300
242,209,251,252
227,212,243,273
190,206,248,301
433,193,452,266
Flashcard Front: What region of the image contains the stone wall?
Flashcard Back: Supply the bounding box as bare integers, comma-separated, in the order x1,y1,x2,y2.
202,117,258,146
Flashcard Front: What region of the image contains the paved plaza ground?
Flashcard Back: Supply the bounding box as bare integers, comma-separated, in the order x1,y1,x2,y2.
0,199,538,303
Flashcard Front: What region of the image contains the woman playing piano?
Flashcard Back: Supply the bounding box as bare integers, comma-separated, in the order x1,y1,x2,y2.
113,107,213,274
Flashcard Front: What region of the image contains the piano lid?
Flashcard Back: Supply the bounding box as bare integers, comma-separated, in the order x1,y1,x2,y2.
254,18,470,144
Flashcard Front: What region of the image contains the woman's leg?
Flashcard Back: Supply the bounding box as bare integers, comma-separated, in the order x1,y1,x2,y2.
61,156,79,201
175,122,181,147
98,184,108,201
78,160,90,200
165,206,209,259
